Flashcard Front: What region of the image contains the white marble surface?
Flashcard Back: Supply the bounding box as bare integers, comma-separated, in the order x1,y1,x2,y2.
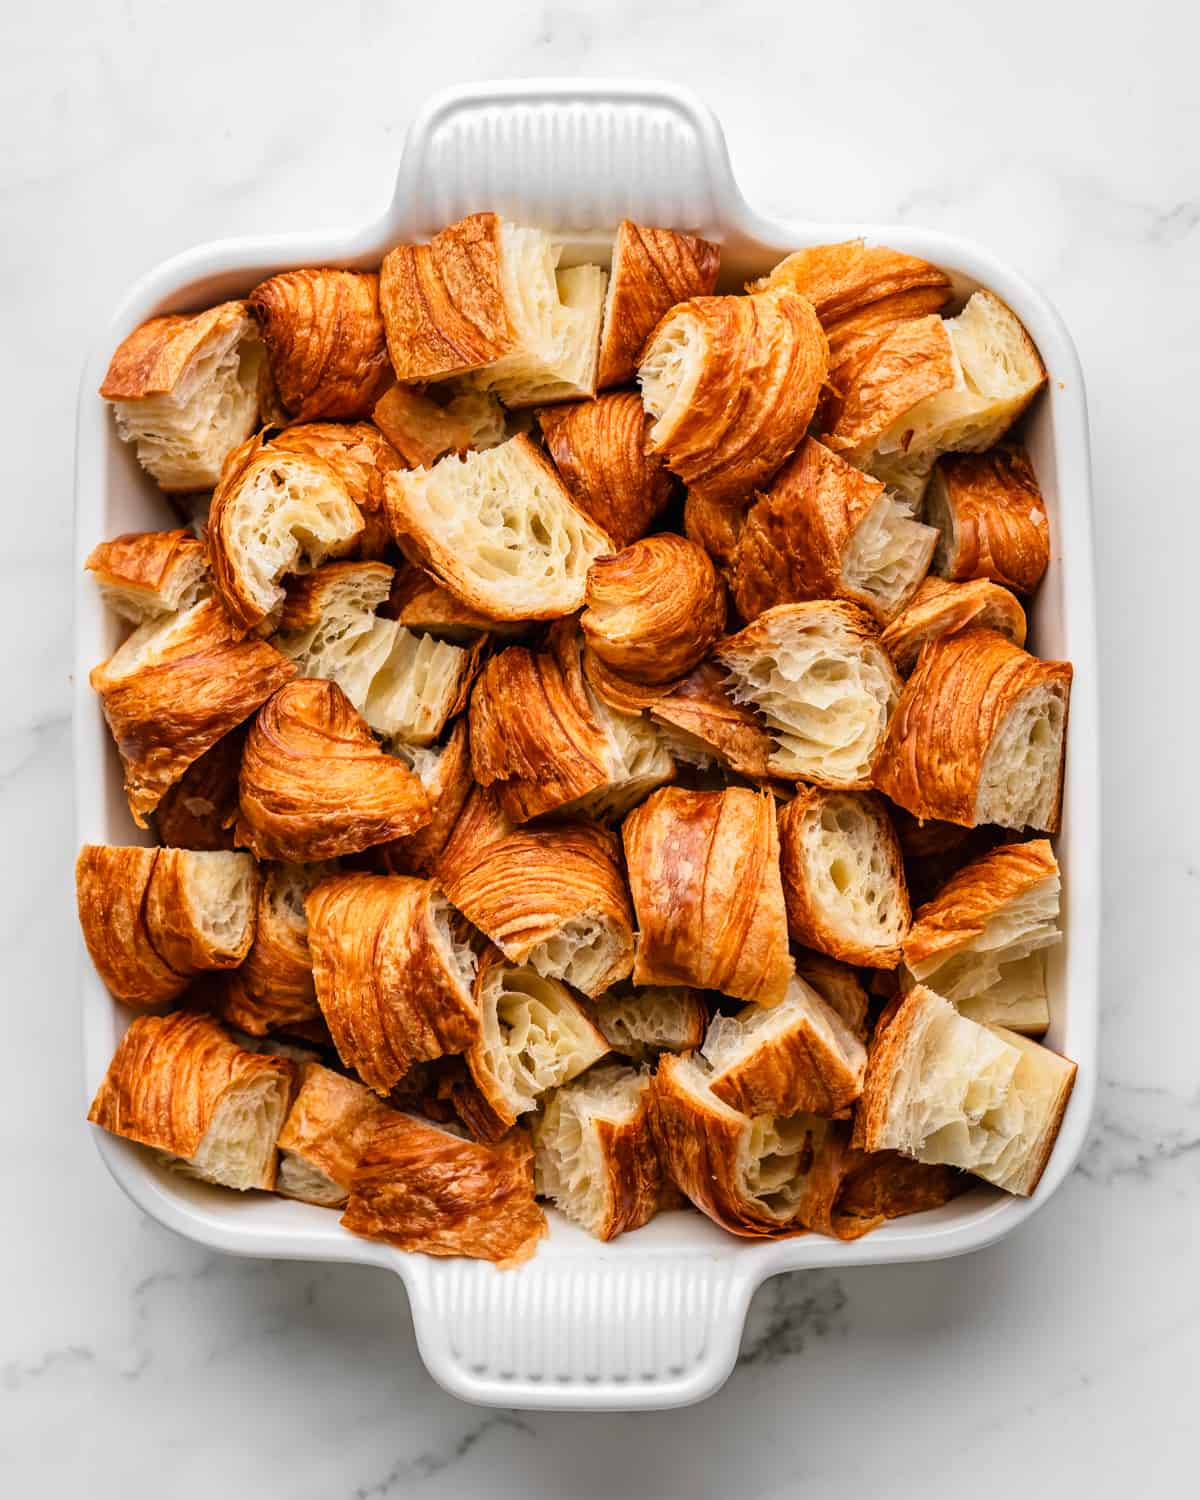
2,0,1198,1492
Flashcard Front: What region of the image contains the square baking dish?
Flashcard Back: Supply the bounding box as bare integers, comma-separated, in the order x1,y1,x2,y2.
74,79,1099,1412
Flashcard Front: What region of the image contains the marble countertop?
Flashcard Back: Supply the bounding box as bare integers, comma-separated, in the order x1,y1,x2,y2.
3,0,1197,1493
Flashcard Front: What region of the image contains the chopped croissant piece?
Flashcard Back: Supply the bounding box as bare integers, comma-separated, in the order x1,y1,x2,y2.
85,529,210,625
750,240,951,329
90,597,296,825
384,434,611,620
469,621,672,823
209,860,336,1036
857,983,1076,1195
718,601,901,787
455,951,610,1138
444,389,508,449
207,433,363,631
371,720,472,879
640,290,828,507
592,985,709,1062
248,269,391,421
597,220,721,389
306,873,479,1096
379,212,607,404
831,1150,966,1232
622,786,792,1004
435,783,515,892
538,392,675,548
372,383,471,469
683,490,744,570
730,439,937,624
534,1063,667,1239
235,679,432,862
872,627,1072,831
778,787,910,967
702,975,867,1118
88,1012,293,1190
384,563,524,641
644,661,776,778
153,729,243,851
99,302,263,491
441,823,634,997
268,422,402,559
927,445,1050,594
793,951,870,1039
77,845,258,1007
275,1062,394,1206
880,576,1027,674
582,534,726,684
902,839,1060,1034
341,1112,546,1267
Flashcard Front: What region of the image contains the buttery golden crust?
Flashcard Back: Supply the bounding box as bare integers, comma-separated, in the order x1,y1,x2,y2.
77,845,189,1006
99,302,253,400
750,241,951,328
930,446,1051,593
384,564,521,640
139,848,258,976
85,529,209,623
538,392,675,548
434,782,515,892
825,314,956,459
378,212,514,383
871,628,1073,830
441,823,634,996
87,1011,293,1187
249,270,391,421
622,786,792,1004
793,951,870,1039
275,1062,394,1205
341,1114,546,1267
153,728,243,851
879,576,1027,674
306,872,479,1096
581,534,726,684
370,719,473,879
641,290,829,507
236,678,432,862
646,661,777,779
832,1150,966,1230
902,838,1058,971
683,490,744,570
268,422,402,559
371,384,470,470
90,597,296,827
597,220,721,389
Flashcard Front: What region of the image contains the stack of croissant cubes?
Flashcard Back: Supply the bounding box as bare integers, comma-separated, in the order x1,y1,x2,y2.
77,214,1077,1269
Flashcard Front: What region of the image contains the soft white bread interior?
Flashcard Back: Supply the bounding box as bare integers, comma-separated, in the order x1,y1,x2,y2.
385,434,612,620
533,1063,653,1235
363,629,475,747
276,1150,344,1206
974,680,1069,830
972,1027,1078,1195
527,914,628,998
841,491,937,621
638,310,704,448
593,986,708,1062
563,673,674,822
171,1067,292,1191
175,850,259,963
87,535,212,625
444,389,508,449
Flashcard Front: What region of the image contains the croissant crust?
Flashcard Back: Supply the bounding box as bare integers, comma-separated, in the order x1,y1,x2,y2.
153,728,243,851
275,1062,394,1205
646,662,777,779
370,718,473,879
879,576,1027,674
750,240,951,328
824,314,956,459
385,564,522,641
100,301,253,400
85,529,209,624
929,445,1050,594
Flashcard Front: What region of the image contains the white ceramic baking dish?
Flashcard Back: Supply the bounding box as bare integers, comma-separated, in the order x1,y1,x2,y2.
74,79,1099,1412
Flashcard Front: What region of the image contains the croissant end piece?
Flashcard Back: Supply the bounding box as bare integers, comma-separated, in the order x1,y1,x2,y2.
750,239,951,328
306,872,479,1096
99,302,263,492
534,1063,668,1241
871,627,1071,831
268,422,403,560
85,529,210,625
582,534,727,684
275,1062,395,1207
153,729,244,852
88,1012,293,1190
538,392,675,549
90,596,296,826
592,985,709,1063
236,678,432,862
903,838,1060,1034
879,576,1027,674
639,289,828,507
926,445,1051,594
341,1112,546,1268
597,220,721,389
371,718,473,879
622,786,792,1005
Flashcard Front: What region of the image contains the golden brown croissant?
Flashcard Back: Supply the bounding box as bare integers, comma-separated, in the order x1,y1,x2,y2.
434,782,515,892
441,822,634,997
340,1112,546,1267
267,422,402,559
249,270,390,421
235,678,432,862
581,534,726,684
153,727,243,851
645,661,776,779
207,432,364,631
534,1063,668,1240
683,489,744,570
371,383,503,470
384,563,521,641
926,445,1051,594
830,1150,967,1232
538,392,675,549
639,290,828,507
85,529,210,624
275,1062,395,1206
793,951,870,1039
622,786,792,1004
872,627,1072,831
592,985,709,1062
469,621,672,823
370,718,472,879
597,220,721,389
879,576,1027,674
88,1012,293,1190
778,787,910,967
90,597,296,826
729,438,937,624
306,872,479,1095
99,302,263,491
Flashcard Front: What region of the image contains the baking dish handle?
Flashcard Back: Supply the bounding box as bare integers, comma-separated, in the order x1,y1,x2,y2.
399,1248,756,1410
387,79,747,241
